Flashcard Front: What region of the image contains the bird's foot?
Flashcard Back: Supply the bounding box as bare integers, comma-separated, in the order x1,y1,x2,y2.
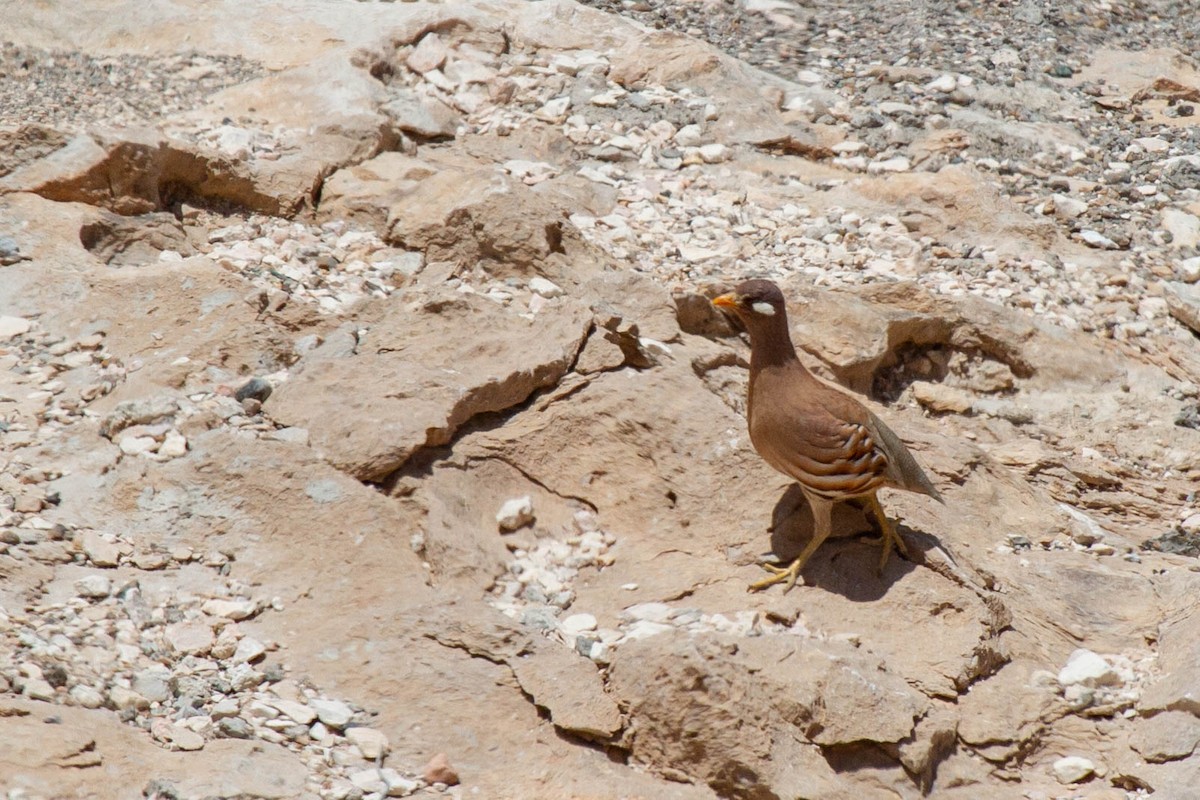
876,524,909,573
748,558,805,593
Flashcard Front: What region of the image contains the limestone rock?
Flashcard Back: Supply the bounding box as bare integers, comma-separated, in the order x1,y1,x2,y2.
80,531,122,567
957,662,1056,759
511,644,622,739
911,381,974,414
1058,649,1120,688
0,315,33,339
309,698,354,729
1140,607,1200,716
1131,711,1200,763
1164,281,1200,335
1053,755,1096,784
0,129,306,216
496,496,535,532
422,752,460,786
382,92,461,140
164,621,215,656
1162,208,1200,249
385,171,576,276
345,726,390,759
609,632,926,793
269,293,592,480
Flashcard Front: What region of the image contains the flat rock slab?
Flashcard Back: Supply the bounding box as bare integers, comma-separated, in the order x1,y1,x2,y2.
269,292,591,480
0,699,306,799
511,644,623,738
608,632,927,795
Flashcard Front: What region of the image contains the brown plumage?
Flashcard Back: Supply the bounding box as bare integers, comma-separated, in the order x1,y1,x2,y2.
713,279,942,592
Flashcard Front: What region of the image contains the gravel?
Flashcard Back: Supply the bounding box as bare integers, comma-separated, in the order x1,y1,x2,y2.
0,42,262,130
6,1,1200,796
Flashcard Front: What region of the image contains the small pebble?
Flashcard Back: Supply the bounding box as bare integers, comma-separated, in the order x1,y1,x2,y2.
423,752,460,786
496,496,535,532
346,726,390,759
1052,755,1095,784
234,377,273,403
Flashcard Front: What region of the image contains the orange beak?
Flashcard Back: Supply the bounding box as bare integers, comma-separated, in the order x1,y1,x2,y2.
712,293,740,311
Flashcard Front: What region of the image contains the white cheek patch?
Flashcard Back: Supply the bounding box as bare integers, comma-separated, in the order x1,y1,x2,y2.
751,301,776,316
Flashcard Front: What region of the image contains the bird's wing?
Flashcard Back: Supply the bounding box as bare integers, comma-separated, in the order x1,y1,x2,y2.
862,409,944,502
752,384,889,498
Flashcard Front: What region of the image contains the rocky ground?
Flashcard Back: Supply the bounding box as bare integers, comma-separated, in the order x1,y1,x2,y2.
3,0,1200,798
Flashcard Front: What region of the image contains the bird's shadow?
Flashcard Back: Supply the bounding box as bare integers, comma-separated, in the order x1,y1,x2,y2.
765,485,931,602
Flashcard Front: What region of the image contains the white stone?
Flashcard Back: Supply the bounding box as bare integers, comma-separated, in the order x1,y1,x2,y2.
350,769,388,794
81,531,122,567
202,598,258,621
118,434,159,455
21,677,56,701
589,89,625,107
443,59,496,86
1079,229,1118,249
1163,208,1200,249
228,663,264,691
109,685,150,711
1051,194,1088,219
74,574,112,599
211,697,240,718
674,124,705,147
166,724,206,751
528,277,563,298
534,96,571,122
346,726,390,759
925,74,958,93
831,140,867,154
1180,513,1200,535
1058,649,1119,688
133,666,172,702
406,33,448,74
233,636,267,663
496,496,534,532
309,697,355,728
158,430,188,458
560,613,598,636
1133,136,1170,153
0,316,32,339
381,768,420,796
698,143,729,163
1178,256,1200,283
270,698,317,725
621,620,674,640
867,156,911,173
878,101,916,115
264,426,310,445
326,779,360,800
245,700,280,721
1052,755,1096,784
623,602,673,622
833,155,868,171
69,684,104,708
165,620,215,655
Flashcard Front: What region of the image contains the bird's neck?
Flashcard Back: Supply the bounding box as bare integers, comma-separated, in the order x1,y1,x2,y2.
747,318,803,373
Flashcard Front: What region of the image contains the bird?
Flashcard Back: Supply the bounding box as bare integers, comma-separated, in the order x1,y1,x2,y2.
712,279,943,592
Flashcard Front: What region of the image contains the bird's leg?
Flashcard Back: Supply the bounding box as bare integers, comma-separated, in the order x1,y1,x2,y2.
866,492,909,573
750,497,833,593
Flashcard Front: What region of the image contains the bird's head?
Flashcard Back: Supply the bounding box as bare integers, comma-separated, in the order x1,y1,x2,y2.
711,279,788,325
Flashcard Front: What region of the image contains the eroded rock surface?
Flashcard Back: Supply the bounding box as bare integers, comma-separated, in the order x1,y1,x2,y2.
3,1,1200,798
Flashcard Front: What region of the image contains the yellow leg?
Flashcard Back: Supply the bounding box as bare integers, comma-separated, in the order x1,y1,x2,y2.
749,496,832,593
867,492,909,573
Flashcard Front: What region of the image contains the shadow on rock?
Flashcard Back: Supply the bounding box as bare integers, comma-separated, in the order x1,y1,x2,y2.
765,484,927,601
